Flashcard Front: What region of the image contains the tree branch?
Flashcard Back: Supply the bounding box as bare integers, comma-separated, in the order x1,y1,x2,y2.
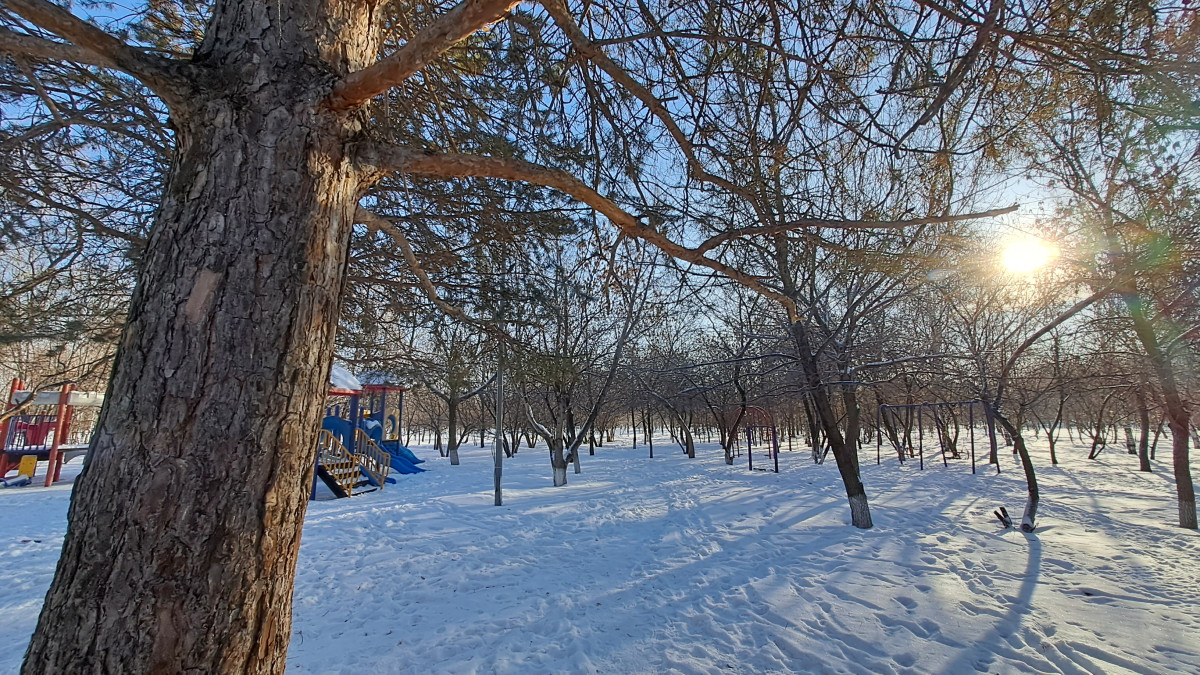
0,26,113,67
4,0,192,105
695,206,1019,255
994,281,1118,406
325,0,519,110
539,0,759,208
895,0,1002,146
354,206,475,324
357,146,799,315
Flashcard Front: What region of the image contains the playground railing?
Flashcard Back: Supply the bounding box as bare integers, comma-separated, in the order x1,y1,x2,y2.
353,429,392,488
4,414,58,450
316,429,359,497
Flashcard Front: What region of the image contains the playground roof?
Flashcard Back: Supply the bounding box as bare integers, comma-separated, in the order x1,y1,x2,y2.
329,365,362,395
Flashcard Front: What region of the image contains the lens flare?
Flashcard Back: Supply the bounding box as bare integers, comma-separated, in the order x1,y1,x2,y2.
1000,238,1058,275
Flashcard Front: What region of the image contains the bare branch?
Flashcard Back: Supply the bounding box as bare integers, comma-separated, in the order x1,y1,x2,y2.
895,0,1002,146
0,355,114,425
354,206,476,324
13,54,63,120
539,0,759,209
0,26,114,67
358,146,800,316
994,281,1120,406
4,0,192,104
695,206,1019,255
325,0,519,111
522,399,553,441
849,354,950,374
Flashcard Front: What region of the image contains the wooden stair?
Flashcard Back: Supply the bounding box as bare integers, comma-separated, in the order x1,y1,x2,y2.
315,429,358,498
354,429,392,489
313,428,393,499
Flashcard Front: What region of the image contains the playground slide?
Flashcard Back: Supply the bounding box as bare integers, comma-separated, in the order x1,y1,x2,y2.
321,416,426,475
364,425,423,464
380,439,424,465
388,453,426,475
380,440,426,474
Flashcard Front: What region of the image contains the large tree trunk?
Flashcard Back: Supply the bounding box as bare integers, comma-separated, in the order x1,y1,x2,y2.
549,438,568,487
23,3,379,672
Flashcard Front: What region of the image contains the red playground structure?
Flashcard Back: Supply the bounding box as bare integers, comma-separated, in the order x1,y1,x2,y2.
0,378,104,486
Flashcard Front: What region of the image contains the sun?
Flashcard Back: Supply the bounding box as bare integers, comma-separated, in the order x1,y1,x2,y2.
1000,238,1058,275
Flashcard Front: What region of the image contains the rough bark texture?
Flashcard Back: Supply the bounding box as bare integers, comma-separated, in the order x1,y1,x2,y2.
23,2,379,671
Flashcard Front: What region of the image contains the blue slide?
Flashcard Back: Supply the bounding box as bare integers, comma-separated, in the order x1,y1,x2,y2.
380,439,426,474
380,439,425,465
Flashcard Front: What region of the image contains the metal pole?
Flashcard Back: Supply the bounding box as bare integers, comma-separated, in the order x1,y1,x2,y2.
45,383,73,487
397,389,406,444
939,407,949,468
969,402,976,474
918,405,924,470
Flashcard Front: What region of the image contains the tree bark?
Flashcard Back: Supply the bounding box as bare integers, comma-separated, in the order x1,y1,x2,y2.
23,3,380,670
447,393,461,465
842,384,861,462
992,410,1039,532
1136,387,1152,472
790,320,872,529
1124,293,1196,528
549,438,568,487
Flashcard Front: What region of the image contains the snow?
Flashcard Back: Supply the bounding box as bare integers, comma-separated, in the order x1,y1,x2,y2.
1,437,1198,673
329,364,362,392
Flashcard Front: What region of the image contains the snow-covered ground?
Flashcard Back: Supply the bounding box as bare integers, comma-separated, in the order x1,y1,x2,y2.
1,435,1197,673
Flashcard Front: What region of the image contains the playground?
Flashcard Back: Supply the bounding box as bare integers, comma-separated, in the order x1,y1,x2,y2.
0,380,105,488
0,432,1196,673
0,367,429,499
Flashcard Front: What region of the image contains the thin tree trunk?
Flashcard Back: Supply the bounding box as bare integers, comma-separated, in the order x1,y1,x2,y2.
842,384,861,460
993,410,1039,532
1137,388,1151,472
791,320,871,529
1124,293,1195,528
447,394,461,465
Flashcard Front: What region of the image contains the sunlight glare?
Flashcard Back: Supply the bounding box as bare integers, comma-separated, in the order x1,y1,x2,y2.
1000,238,1058,275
